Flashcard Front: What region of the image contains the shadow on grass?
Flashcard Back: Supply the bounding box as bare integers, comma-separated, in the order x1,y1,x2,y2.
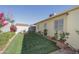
21,33,28,54
21,32,59,54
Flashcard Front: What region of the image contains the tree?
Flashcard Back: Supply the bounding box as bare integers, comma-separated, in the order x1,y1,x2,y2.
5,15,14,23
0,12,8,28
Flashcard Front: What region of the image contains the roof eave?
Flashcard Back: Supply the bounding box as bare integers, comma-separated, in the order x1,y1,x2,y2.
34,6,79,25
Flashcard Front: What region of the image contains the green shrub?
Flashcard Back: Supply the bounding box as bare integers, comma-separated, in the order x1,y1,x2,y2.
59,32,69,40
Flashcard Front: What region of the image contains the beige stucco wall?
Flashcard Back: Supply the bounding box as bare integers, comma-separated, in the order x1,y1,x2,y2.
66,9,79,50
47,14,67,37
36,14,67,37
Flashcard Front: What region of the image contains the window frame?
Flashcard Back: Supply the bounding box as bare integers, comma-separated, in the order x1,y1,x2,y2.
54,19,64,32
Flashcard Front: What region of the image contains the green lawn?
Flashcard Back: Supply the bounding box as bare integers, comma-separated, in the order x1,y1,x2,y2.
4,33,24,54
4,32,59,54
21,32,59,54
0,32,15,50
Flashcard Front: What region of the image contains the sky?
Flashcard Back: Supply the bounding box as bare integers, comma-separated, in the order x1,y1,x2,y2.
0,5,75,25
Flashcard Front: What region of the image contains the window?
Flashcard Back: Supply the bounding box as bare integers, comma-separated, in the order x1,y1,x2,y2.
58,19,64,31
44,23,47,29
54,19,64,32
54,20,58,31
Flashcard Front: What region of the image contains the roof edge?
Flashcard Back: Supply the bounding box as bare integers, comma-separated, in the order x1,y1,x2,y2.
34,6,79,25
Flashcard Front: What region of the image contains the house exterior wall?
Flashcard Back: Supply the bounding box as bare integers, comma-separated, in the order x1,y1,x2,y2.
66,8,79,50
47,14,67,37
36,14,67,37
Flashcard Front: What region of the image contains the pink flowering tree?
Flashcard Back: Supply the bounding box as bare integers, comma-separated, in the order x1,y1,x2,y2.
0,12,8,28
0,12,17,32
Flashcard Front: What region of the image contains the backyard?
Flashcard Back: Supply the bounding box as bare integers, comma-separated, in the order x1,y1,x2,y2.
3,32,59,54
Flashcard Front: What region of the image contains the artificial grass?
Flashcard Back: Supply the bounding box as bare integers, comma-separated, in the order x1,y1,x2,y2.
0,32,15,50
4,32,59,54
21,32,59,54
4,33,24,54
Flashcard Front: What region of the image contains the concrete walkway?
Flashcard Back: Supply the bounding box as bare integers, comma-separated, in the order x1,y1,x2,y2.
50,48,75,54
49,39,76,54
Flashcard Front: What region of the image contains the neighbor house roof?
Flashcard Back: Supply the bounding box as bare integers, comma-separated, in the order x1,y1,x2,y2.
34,6,79,25
16,23,29,26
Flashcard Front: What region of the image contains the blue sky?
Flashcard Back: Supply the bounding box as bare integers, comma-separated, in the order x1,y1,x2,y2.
0,5,75,25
